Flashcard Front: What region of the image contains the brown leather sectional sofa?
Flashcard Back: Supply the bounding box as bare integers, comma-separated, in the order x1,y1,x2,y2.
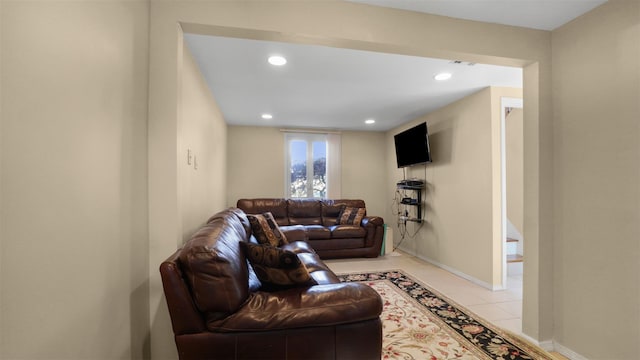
236,198,385,259
160,207,383,360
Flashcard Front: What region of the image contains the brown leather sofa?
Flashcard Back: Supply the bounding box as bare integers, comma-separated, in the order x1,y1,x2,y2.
160,207,383,360
236,198,384,259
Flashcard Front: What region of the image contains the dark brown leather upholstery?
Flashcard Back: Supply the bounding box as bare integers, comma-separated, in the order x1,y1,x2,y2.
236,198,289,226
236,198,385,259
160,207,383,360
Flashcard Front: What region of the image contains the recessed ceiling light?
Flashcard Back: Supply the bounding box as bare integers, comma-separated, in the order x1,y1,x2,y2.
268,56,287,66
434,72,452,81
261,114,273,119
365,119,375,125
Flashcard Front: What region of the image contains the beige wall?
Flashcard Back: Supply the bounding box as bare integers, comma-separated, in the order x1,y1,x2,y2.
388,88,495,284
226,126,286,205
340,131,387,216
1,1,149,358
226,127,387,217
179,44,227,242
551,0,640,358
386,87,521,288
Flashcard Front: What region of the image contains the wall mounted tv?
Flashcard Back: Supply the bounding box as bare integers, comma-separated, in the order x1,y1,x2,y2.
394,122,432,168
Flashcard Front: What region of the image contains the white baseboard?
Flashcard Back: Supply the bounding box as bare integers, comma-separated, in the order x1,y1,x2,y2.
553,341,589,360
516,332,552,351
538,340,554,351
399,246,503,290
516,334,589,360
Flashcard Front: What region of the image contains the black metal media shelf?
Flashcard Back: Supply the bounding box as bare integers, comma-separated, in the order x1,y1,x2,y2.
397,181,424,223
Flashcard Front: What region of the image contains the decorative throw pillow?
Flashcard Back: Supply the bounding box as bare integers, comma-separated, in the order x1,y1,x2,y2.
322,202,347,225
240,242,316,288
247,212,288,247
337,206,366,226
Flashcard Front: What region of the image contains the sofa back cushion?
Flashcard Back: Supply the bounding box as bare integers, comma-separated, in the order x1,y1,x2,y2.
237,198,289,226
322,199,366,226
287,199,322,225
237,198,368,227
180,208,250,321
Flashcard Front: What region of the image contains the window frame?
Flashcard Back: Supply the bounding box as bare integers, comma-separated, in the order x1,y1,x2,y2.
284,132,330,199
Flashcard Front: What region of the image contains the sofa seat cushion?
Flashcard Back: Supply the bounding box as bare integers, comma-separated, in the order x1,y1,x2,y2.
208,283,383,332
309,238,365,251
330,225,366,239
305,225,331,240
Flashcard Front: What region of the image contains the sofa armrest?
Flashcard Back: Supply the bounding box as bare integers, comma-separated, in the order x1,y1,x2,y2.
361,216,383,227
160,251,208,335
208,283,382,332
361,216,384,249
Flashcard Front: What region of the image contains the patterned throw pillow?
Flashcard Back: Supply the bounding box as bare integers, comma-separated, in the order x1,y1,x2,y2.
247,212,288,247
240,242,316,288
337,207,366,226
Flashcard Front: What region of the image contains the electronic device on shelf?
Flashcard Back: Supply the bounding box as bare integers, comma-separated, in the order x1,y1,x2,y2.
397,179,424,186
396,180,424,190
401,197,419,205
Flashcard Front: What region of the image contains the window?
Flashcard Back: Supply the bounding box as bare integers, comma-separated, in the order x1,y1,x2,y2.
284,132,341,199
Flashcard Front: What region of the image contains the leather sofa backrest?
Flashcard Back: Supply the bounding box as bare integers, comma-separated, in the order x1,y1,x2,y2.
206,207,253,241
287,199,322,225
179,208,251,322
236,198,289,226
237,198,370,227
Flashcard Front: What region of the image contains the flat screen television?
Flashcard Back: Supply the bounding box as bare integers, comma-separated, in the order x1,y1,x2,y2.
394,122,432,168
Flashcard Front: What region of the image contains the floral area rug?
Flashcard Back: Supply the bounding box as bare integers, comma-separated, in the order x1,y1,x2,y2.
339,270,553,360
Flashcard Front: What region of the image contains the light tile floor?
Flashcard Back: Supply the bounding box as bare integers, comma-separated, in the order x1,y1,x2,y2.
325,250,524,336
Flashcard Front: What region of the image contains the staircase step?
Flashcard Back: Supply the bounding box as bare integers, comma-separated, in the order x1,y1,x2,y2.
507,254,524,263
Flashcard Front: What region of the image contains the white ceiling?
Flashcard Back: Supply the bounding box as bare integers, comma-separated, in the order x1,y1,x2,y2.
349,0,607,31
184,0,605,132
185,35,522,132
